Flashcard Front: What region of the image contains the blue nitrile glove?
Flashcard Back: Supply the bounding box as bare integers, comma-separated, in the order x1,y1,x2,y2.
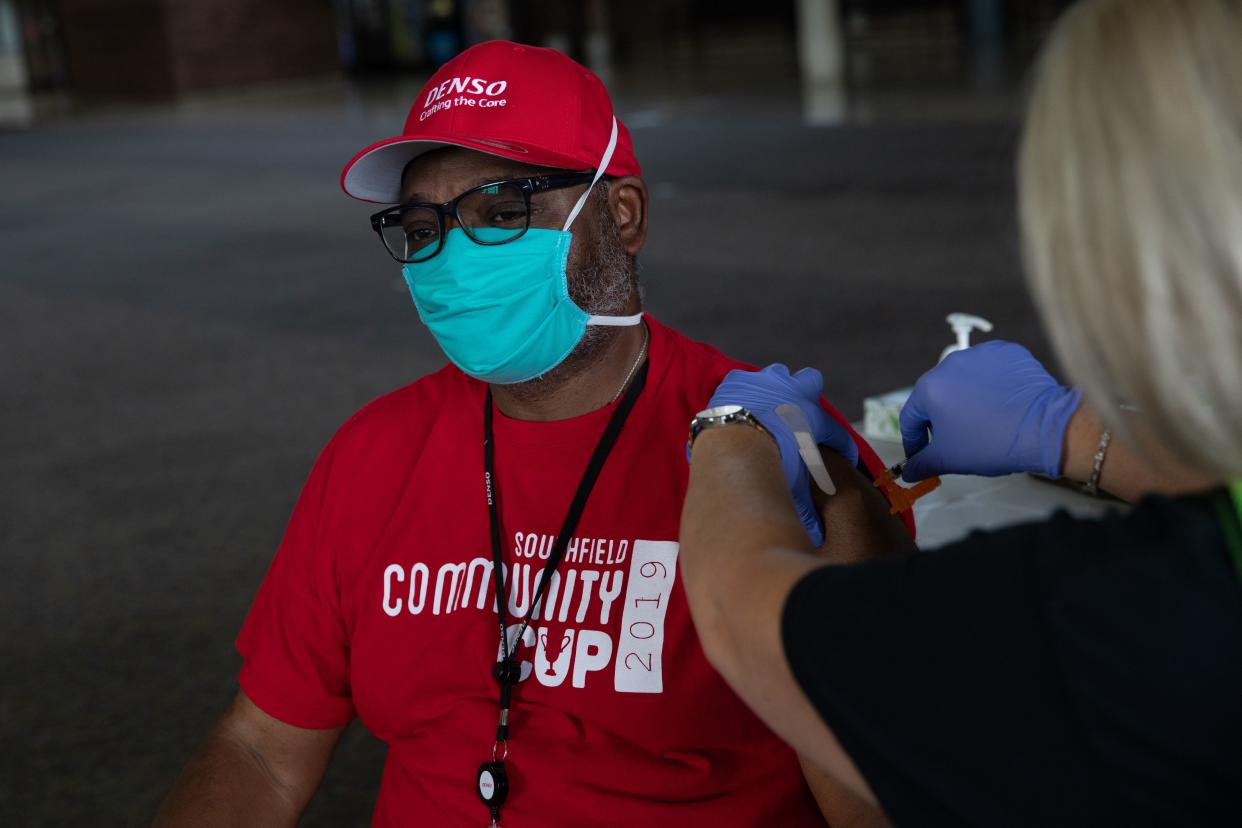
707,365,860,546
899,340,1082,482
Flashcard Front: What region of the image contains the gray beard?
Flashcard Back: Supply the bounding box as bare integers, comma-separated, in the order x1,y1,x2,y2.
501,209,639,404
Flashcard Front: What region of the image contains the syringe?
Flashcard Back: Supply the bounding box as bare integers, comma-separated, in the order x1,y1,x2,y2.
874,460,941,515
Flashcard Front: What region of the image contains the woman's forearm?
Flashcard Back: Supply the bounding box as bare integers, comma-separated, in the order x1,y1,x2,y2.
1060,404,1216,501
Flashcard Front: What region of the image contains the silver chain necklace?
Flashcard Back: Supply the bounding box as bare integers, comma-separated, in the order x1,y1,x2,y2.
608,324,649,405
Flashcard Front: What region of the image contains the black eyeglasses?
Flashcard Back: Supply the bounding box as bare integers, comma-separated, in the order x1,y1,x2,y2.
369,172,597,264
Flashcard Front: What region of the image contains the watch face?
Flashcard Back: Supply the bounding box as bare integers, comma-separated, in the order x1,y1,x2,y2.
699,404,744,420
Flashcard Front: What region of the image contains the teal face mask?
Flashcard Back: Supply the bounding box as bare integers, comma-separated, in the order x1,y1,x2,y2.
401,117,640,385
404,226,639,384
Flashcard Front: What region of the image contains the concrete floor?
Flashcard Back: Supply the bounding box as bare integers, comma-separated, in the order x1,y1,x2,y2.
1,56,1052,825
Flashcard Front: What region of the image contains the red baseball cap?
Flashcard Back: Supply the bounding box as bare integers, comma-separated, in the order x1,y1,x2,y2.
340,40,641,204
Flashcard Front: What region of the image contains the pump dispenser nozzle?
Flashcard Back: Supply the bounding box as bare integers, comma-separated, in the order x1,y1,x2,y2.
940,313,993,363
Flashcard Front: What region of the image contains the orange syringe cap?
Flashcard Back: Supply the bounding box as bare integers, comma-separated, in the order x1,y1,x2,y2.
874,464,941,515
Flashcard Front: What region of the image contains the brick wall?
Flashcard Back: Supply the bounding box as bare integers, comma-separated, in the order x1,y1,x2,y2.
56,0,338,99
161,0,337,92
56,0,177,98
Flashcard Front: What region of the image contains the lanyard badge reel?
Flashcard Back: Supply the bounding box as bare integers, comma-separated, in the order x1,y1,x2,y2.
477,752,509,826
478,653,513,825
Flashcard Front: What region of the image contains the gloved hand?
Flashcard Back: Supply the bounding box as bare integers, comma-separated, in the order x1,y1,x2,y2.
706,365,859,546
899,340,1082,482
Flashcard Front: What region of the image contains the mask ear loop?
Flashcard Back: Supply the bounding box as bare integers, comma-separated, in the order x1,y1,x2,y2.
561,116,618,233
561,116,643,328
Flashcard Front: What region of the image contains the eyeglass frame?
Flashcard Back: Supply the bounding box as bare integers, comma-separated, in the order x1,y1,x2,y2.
369,171,601,264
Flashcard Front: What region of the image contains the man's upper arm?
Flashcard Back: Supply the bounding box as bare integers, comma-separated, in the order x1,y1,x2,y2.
154,689,346,827
221,689,346,802
816,396,917,538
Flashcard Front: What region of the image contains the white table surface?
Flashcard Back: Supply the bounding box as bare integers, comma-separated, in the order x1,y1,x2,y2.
861,433,1126,549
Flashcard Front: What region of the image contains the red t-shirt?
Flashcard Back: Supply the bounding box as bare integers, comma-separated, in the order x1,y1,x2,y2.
237,315,906,826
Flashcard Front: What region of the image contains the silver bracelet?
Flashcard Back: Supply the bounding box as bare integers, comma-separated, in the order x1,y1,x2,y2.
1082,428,1112,497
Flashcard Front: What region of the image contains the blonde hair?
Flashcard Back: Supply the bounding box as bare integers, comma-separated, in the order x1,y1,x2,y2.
1019,0,1242,478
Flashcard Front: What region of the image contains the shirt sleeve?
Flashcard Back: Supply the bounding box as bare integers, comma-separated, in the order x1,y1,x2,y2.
236,437,355,729
781,513,1112,826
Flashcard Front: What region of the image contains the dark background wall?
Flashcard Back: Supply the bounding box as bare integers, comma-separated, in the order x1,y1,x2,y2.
53,0,337,99
162,0,338,91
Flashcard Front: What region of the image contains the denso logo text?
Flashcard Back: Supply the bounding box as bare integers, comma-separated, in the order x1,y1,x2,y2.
425,76,508,106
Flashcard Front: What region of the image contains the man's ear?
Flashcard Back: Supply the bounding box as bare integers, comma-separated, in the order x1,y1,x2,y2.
607,176,648,257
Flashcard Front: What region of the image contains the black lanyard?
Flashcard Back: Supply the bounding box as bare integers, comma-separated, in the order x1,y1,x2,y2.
477,360,649,826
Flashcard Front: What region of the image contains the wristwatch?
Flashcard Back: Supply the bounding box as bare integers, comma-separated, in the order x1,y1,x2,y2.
687,404,770,454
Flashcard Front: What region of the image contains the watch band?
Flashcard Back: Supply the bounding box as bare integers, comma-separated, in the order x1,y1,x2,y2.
687,405,770,454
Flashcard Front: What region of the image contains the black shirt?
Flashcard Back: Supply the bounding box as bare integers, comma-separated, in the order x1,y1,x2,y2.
782,490,1242,827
